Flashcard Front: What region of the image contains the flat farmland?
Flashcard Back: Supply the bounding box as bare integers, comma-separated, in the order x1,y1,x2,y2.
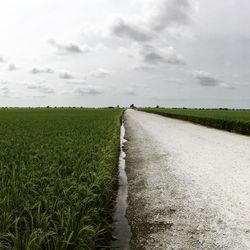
141,108,250,135
0,108,122,249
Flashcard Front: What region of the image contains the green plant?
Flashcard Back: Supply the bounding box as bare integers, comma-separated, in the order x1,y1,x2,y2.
0,108,123,249
140,108,250,136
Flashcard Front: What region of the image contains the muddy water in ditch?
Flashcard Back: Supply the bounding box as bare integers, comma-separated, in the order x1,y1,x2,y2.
112,123,131,250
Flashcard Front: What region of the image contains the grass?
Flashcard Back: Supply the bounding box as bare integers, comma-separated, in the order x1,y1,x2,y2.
140,108,250,135
0,108,123,249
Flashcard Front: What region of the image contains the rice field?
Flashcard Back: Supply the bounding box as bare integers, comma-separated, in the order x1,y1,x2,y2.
0,108,122,249
141,108,250,135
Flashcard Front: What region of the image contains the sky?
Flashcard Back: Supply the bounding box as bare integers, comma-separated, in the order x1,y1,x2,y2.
0,0,250,108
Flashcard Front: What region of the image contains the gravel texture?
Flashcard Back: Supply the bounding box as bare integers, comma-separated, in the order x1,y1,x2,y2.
124,109,250,250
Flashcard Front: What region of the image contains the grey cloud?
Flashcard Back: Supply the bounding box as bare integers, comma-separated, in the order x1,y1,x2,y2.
112,19,152,42
193,70,235,90
1,86,9,96
66,80,87,85
41,88,55,94
27,84,55,94
48,39,91,55
125,90,136,96
1,86,8,91
27,85,39,90
111,0,194,43
59,72,74,79
0,56,6,63
111,0,191,71
75,87,103,96
0,80,8,85
193,70,221,86
150,0,193,31
143,51,163,63
123,84,145,96
133,65,156,71
141,45,186,65
166,78,185,85
60,68,110,81
31,67,54,74
8,64,19,71
89,68,111,78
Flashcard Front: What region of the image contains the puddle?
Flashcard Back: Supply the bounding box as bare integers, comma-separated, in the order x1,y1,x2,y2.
112,123,131,249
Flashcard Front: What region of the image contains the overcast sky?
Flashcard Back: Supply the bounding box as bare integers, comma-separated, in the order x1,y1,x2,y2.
0,0,250,108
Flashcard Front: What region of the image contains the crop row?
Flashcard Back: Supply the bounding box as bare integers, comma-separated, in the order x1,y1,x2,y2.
0,108,123,249
141,108,250,136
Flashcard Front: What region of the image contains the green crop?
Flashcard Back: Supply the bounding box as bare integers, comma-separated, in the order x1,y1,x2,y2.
140,108,250,135
0,108,123,249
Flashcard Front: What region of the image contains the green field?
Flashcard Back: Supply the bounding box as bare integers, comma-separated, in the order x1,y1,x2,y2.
141,108,250,135
0,108,122,249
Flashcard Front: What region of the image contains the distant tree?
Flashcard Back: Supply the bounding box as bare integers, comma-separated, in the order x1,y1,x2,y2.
46,106,50,109
156,105,160,108
130,104,135,109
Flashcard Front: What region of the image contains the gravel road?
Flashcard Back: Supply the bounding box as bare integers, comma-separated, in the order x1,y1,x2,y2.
124,109,250,250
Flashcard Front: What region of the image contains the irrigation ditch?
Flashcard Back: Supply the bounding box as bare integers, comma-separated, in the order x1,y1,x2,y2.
112,121,132,249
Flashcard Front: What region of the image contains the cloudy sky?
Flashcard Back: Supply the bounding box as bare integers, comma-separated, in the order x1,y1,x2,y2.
0,0,250,108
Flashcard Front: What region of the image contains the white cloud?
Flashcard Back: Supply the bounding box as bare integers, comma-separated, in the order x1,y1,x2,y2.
166,78,185,85
0,80,8,85
133,65,156,71
75,86,103,96
220,82,236,90
48,39,91,55
66,80,87,85
124,89,137,96
31,67,54,74
26,83,55,94
122,83,146,96
0,0,248,107
89,68,111,78
1,86,9,96
58,68,110,81
8,64,19,71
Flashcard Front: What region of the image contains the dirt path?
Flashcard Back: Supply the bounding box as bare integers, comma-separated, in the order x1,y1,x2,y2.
124,109,250,250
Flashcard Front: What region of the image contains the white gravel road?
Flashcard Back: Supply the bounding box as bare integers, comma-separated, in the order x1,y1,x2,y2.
124,109,250,250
